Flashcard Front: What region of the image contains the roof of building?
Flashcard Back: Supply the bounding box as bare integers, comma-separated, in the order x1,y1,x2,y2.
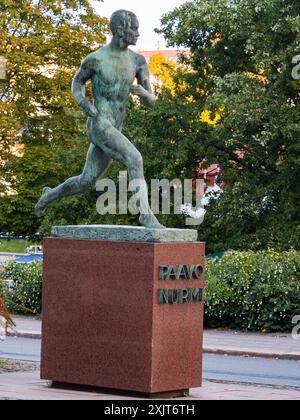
137,49,190,63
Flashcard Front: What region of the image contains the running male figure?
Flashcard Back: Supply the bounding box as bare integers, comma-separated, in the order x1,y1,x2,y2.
35,10,164,229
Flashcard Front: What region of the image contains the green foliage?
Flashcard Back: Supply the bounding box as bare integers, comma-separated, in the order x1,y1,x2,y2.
2,261,42,315
0,239,27,253
151,0,300,252
0,0,109,235
0,278,4,299
205,250,300,332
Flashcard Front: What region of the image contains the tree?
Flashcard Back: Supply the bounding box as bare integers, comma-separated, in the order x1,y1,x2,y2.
0,0,109,235
151,0,300,251
148,53,176,92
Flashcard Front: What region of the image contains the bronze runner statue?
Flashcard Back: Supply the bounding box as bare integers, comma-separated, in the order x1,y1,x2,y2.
35,10,164,229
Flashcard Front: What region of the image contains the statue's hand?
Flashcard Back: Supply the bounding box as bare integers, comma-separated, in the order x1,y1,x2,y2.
79,100,98,118
130,84,148,99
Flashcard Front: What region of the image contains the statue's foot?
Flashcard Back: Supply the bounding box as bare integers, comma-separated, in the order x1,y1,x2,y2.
35,187,52,218
139,213,166,229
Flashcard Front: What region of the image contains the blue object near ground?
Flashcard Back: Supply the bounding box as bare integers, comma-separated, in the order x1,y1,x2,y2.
14,254,43,264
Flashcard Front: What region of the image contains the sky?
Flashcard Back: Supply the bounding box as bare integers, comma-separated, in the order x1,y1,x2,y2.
91,0,188,50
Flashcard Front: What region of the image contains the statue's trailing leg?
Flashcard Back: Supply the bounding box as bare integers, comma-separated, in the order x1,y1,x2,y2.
35,187,53,217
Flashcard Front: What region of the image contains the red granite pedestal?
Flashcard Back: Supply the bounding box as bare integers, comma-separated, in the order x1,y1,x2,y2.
41,238,205,397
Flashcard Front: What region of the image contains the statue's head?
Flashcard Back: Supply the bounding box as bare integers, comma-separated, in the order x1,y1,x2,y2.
110,10,140,47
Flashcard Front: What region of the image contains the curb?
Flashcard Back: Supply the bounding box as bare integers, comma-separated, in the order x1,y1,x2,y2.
203,348,300,361
7,331,41,340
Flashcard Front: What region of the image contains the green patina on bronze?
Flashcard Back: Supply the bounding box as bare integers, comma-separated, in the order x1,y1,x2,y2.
35,10,164,230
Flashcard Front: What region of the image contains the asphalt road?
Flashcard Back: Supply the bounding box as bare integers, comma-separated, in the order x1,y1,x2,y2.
0,337,40,362
1,337,300,389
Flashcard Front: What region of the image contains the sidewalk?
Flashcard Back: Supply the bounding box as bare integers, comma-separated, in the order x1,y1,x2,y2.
0,371,299,400
7,315,300,361
204,329,300,360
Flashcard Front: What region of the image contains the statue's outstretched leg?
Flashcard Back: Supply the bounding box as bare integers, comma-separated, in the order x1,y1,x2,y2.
90,120,165,229
35,144,111,217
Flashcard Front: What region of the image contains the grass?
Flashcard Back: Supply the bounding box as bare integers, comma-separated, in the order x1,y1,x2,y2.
0,240,28,254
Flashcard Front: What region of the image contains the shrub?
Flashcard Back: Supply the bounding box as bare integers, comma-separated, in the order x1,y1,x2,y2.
2,261,42,315
0,279,5,299
205,250,300,332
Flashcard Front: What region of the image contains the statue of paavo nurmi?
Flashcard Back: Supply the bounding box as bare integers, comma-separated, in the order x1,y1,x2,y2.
35,10,165,229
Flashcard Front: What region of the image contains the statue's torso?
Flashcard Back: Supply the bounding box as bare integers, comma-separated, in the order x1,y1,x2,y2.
90,47,138,127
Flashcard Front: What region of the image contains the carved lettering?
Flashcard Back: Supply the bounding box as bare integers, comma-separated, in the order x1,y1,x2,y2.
158,288,204,305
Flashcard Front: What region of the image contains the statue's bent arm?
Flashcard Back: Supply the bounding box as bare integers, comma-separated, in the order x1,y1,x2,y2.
72,57,98,118
136,55,156,108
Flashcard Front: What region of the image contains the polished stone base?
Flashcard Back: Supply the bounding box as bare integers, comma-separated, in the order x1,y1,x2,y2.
51,224,198,243
41,236,205,395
